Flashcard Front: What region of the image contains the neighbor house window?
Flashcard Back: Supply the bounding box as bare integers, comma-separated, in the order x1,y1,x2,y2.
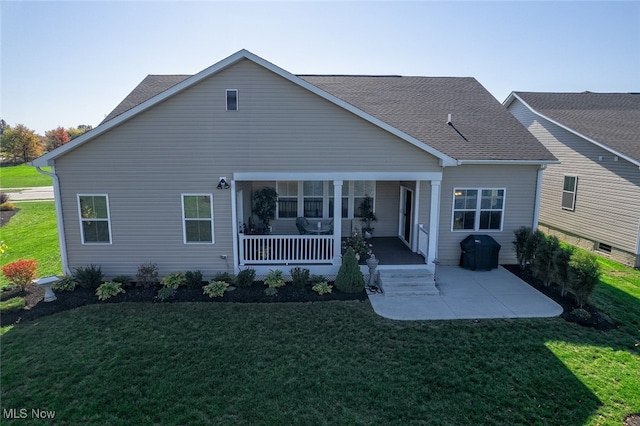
452,188,505,231
78,194,112,244
226,89,238,111
182,194,214,243
562,175,577,211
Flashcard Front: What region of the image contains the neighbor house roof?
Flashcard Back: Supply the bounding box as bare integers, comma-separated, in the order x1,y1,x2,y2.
507,92,640,165
33,50,556,167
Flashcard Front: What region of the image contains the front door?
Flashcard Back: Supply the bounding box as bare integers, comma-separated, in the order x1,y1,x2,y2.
399,186,413,246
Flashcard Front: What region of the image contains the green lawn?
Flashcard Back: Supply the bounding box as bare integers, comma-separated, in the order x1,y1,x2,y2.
0,202,61,288
1,266,639,424
0,164,52,189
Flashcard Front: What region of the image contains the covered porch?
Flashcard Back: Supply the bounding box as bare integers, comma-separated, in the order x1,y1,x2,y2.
231,172,443,276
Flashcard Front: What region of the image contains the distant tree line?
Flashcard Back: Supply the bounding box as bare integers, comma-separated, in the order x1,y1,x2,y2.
0,119,92,164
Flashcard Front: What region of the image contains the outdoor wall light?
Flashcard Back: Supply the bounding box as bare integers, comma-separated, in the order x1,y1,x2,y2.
217,177,230,190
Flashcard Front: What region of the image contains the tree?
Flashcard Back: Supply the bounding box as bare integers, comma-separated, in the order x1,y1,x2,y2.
44,126,71,151
0,119,7,135
67,125,92,140
0,124,43,164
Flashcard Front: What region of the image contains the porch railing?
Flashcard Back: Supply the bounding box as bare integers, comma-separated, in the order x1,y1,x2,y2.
239,234,335,265
418,224,429,260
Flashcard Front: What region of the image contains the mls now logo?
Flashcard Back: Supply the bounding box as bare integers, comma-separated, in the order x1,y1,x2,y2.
3,408,56,419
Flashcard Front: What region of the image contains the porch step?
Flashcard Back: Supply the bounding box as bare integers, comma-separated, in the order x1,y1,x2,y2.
378,269,439,296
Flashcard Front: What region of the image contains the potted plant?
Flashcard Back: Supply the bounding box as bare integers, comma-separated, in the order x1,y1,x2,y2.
252,187,278,233
358,196,377,239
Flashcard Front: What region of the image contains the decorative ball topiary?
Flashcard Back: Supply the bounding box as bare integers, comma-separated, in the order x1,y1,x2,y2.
335,247,365,293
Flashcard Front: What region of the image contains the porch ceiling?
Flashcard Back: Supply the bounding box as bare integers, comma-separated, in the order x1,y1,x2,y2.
233,172,443,181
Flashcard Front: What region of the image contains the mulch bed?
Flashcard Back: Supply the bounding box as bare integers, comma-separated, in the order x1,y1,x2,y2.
0,282,367,327
502,265,618,331
0,208,20,227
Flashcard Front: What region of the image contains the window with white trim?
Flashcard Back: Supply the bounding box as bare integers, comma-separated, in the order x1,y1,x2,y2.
226,89,238,111
562,176,577,211
452,188,505,231
78,194,112,244
276,181,375,219
182,194,214,243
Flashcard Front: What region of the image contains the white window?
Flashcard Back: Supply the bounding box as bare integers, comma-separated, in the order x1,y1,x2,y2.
277,181,376,220
562,176,577,211
452,188,505,231
182,194,214,244
77,194,112,244
226,89,238,111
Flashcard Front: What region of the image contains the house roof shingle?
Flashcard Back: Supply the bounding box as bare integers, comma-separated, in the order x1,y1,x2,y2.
102,72,555,162
513,92,640,163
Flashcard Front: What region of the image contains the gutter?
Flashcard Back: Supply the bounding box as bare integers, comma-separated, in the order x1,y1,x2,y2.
33,164,72,276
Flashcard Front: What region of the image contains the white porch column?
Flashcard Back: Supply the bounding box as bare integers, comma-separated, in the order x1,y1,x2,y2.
428,180,441,265
333,180,343,265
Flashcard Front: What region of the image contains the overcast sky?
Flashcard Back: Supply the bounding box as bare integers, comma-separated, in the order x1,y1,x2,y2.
2,1,639,135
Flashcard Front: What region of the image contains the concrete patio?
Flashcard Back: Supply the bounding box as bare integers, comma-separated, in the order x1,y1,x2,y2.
367,265,563,320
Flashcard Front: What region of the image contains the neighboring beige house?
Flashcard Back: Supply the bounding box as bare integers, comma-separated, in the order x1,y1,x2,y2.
505,92,640,268
32,50,556,281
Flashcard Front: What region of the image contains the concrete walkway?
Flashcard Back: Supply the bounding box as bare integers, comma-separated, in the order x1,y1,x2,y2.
3,186,54,201
368,265,563,320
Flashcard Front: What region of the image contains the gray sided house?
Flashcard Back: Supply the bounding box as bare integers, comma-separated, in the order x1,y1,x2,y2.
32,50,556,281
505,92,640,267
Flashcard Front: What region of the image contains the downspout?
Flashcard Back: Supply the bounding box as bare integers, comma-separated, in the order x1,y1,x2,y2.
35,164,72,275
532,165,546,230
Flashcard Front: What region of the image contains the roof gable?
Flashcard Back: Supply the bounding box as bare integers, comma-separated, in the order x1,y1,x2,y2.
507,92,640,166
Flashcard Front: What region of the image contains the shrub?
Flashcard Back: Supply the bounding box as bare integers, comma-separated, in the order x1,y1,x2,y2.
156,286,176,301
0,192,9,204
203,280,228,298
568,251,601,308
570,307,591,321
96,281,125,301
73,264,103,289
185,270,204,288
264,287,278,296
161,272,185,289
0,297,26,313
111,275,132,287
2,259,38,289
290,267,310,288
0,202,16,211
335,247,365,293
212,272,236,286
136,263,158,287
264,269,285,289
52,275,77,292
552,245,574,296
236,268,256,287
312,281,332,295
531,235,561,286
310,274,328,285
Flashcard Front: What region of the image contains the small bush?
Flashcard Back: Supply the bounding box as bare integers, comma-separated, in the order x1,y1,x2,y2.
0,192,9,204
136,263,158,287
335,248,365,293
552,245,574,296
185,270,204,287
73,264,103,289
312,281,332,295
156,286,176,301
111,275,132,287
568,251,601,308
513,226,545,270
203,281,228,298
0,202,16,211
212,272,236,286
0,297,26,313
531,235,561,286
264,269,285,289
96,281,125,301
236,268,256,287
264,287,278,296
161,272,185,289
290,267,310,288
2,259,38,289
310,274,328,284
52,276,77,292
570,307,591,321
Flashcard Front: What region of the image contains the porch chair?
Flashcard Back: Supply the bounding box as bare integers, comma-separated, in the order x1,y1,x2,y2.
296,217,310,235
